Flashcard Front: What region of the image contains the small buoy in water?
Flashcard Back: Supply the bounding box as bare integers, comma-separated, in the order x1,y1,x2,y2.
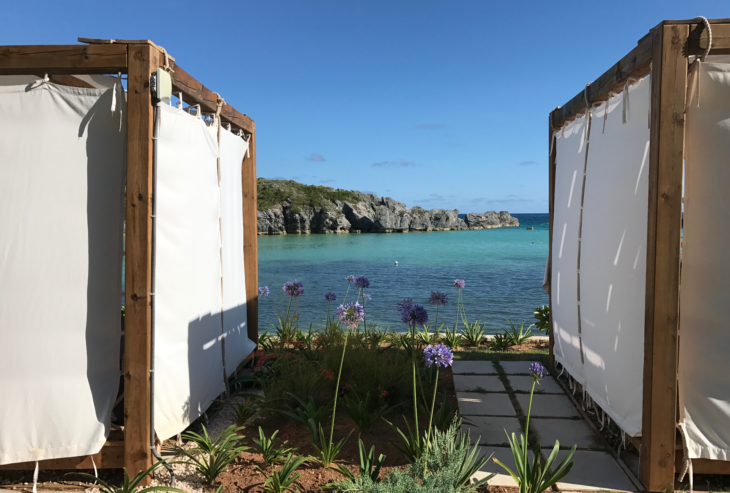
394,261,398,266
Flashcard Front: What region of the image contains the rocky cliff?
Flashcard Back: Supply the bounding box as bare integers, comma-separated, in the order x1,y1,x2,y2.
256,178,519,235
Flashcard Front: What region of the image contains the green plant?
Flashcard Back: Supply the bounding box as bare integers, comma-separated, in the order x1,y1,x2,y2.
259,332,276,352
417,324,443,345
173,425,249,485
534,305,550,335
342,391,396,433
218,396,260,427
495,363,575,493
383,416,426,463
461,320,486,347
430,389,460,432
291,206,302,214
365,327,389,348
72,462,182,493
256,453,310,493
491,332,511,351
278,393,331,444
503,319,535,346
313,423,354,467
442,325,461,349
253,427,297,466
333,438,386,483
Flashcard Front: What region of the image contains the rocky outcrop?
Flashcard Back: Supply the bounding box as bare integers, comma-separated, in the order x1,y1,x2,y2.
257,183,519,235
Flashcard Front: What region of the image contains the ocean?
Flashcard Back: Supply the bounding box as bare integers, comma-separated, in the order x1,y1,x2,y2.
258,213,549,335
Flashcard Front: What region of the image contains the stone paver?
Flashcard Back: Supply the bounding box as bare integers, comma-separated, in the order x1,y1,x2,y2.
461,416,521,445
473,446,518,487
516,393,579,417
452,360,496,374
453,374,505,392
457,392,516,416
508,375,563,393
498,361,535,374
531,418,603,450
556,450,637,491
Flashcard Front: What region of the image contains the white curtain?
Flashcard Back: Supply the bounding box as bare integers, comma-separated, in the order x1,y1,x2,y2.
0,82,125,464
551,116,588,385
580,78,650,437
218,127,255,372
680,61,730,460
154,104,225,440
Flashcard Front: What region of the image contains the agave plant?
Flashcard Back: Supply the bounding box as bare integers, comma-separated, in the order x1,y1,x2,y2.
503,319,535,346
417,324,443,345
461,320,486,347
256,453,310,493
491,332,511,351
253,427,297,466
172,425,249,485
332,438,386,482
442,325,462,349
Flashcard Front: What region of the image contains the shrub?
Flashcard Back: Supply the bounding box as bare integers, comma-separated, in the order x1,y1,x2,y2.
252,427,297,466
256,453,310,493
534,305,550,335
342,391,396,433
332,438,386,483
278,393,331,444
503,319,534,346
491,332,511,351
461,320,486,347
72,462,181,493
442,326,461,349
173,425,249,485
291,206,302,214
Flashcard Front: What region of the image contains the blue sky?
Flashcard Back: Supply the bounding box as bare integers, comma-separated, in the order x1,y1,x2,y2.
3,1,727,213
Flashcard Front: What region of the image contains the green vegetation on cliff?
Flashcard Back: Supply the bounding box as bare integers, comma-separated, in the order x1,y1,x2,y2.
257,178,361,211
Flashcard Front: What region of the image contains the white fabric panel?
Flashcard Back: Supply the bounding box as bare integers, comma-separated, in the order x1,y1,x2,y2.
219,127,255,371
154,104,225,440
580,78,650,437
0,82,125,464
680,62,730,460
551,116,587,384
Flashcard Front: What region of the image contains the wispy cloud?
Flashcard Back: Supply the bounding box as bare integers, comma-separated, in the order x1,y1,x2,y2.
372,159,416,167
518,160,539,166
415,194,445,203
320,179,336,184
416,123,446,130
307,153,326,162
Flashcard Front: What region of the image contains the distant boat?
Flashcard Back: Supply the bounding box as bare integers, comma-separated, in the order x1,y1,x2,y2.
526,226,534,230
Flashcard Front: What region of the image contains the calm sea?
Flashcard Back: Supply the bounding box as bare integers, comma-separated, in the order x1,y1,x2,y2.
258,213,549,335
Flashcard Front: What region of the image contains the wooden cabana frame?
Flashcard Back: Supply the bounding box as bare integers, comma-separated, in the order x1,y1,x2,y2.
0,39,260,478
547,19,730,491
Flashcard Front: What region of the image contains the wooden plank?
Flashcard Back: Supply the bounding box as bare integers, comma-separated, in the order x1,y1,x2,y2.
170,65,255,134
242,130,259,345
680,458,730,475
124,43,159,482
550,30,654,129
0,45,127,75
687,22,730,56
547,114,557,367
35,74,95,89
0,442,124,470
640,22,687,492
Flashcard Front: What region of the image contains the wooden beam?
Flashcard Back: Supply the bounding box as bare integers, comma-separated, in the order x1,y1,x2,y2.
551,30,654,129
170,65,255,135
677,457,730,475
32,73,95,89
687,22,730,56
547,114,557,367
124,43,159,482
243,130,259,345
641,22,687,492
0,45,127,75
0,442,124,470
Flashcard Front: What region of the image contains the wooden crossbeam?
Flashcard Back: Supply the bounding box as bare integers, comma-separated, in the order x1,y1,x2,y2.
0,45,127,75
170,65,255,135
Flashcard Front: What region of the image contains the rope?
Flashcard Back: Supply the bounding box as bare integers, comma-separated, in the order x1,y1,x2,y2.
91,456,98,484
32,461,39,493
677,423,694,491
160,47,175,73
688,18,712,109
602,92,616,134
694,16,713,61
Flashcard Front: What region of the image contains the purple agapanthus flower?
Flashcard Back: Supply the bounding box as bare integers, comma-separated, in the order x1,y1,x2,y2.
397,298,414,314
258,286,270,297
345,275,355,282
323,292,336,302
363,294,372,301
336,302,365,329
428,291,449,306
423,343,454,368
529,362,547,380
453,279,466,289
354,276,370,289
400,303,428,326
282,280,304,297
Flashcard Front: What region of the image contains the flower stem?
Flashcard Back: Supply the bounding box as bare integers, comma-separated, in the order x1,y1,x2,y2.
343,282,351,304
411,322,420,443
284,296,293,345
525,379,536,470
423,366,440,475
329,327,351,447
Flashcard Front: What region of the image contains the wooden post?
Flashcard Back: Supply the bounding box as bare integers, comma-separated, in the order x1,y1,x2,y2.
547,113,557,367
124,43,159,481
641,23,688,491
242,128,259,345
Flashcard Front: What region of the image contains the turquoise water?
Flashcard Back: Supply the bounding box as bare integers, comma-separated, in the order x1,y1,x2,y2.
258,213,549,335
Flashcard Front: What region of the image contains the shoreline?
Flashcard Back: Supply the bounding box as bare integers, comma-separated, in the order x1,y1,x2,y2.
257,222,520,235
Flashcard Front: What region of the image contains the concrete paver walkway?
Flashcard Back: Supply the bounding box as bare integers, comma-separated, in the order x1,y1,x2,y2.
453,359,639,492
